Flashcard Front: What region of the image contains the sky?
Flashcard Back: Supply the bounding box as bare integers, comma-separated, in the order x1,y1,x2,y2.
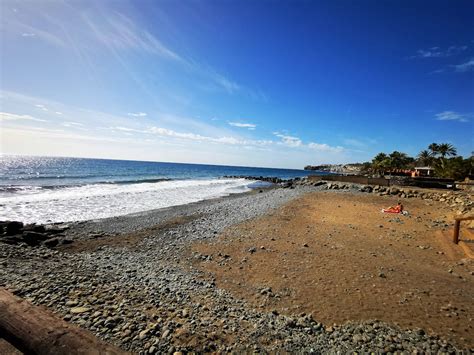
0,0,473,169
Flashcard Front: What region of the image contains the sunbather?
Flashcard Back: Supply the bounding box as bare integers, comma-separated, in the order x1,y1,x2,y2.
382,202,403,214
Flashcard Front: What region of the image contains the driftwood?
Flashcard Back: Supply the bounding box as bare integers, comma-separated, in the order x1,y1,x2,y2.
0,289,127,355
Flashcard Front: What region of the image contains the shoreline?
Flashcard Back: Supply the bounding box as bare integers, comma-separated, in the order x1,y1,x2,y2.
1,183,472,352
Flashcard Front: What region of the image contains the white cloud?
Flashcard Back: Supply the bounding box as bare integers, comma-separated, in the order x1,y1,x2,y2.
435,111,469,122
62,121,84,127
308,142,344,153
228,122,257,130
0,112,47,122
128,112,147,117
21,33,36,37
147,126,273,147
273,132,303,147
35,104,48,111
452,58,474,72
55,111,63,115
272,131,344,152
111,126,145,133
411,45,468,59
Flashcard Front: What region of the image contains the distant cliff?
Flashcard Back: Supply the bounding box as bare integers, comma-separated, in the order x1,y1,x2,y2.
304,164,363,175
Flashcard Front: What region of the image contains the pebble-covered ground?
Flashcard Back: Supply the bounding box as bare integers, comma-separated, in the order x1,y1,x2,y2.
0,184,468,353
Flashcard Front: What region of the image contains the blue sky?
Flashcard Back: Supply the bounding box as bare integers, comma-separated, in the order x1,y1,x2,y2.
1,0,473,169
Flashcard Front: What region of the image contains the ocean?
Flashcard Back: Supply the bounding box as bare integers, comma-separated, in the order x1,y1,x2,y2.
0,156,323,224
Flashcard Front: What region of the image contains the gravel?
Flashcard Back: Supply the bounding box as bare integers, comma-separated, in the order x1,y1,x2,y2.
0,182,465,353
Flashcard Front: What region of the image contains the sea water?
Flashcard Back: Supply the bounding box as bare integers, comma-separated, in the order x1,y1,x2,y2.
0,156,323,224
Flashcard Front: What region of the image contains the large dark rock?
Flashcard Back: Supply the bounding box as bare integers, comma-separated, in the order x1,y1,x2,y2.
45,225,69,234
22,231,49,246
43,238,60,248
23,224,46,233
3,221,24,236
313,181,327,187
1,235,23,245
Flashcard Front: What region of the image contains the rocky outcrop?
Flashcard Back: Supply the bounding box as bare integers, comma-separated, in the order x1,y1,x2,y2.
0,221,72,248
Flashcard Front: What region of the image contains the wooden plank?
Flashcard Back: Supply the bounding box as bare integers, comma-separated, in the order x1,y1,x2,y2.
453,220,461,244
454,215,474,222
0,289,128,355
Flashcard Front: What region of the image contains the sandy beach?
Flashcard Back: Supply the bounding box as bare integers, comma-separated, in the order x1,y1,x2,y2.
1,182,473,353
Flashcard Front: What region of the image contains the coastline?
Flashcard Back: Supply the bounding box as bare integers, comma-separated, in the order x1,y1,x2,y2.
1,183,473,352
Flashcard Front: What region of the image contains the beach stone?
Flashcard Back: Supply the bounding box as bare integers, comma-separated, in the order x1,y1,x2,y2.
139,329,150,340
70,307,90,314
161,329,171,339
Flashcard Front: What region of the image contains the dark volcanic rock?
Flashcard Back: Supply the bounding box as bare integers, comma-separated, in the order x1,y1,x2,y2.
22,231,49,246
3,221,24,236
23,223,46,233
1,235,23,245
43,237,60,248
45,225,69,234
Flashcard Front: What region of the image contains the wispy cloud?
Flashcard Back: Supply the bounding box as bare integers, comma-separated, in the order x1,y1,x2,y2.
308,142,344,153
82,12,183,62
79,11,247,95
452,58,474,72
435,111,469,122
410,45,468,59
274,132,302,147
112,126,144,133
148,126,272,146
342,137,377,149
272,132,343,152
62,121,84,127
35,104,48,111
0,112,47,122
7,5,260,99
228,122,257,130
128,112,147,117
109,124,274,147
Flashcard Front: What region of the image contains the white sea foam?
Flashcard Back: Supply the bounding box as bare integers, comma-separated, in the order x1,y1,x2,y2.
0,178,255,224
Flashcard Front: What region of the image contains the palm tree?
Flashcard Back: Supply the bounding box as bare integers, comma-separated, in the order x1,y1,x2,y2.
371,153,389,176
389,151,412,169
428,143,440,157
432,143,457,172
437,143,457,159
417,150,433,166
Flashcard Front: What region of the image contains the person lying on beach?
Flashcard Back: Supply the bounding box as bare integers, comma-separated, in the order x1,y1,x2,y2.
382,202,403,214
